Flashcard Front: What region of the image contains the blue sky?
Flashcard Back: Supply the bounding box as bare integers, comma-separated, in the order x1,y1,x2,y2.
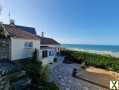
0,0,119,45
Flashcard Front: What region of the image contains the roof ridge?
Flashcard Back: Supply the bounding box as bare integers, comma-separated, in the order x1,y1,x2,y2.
4,24,35,29
4,24,39,40
16,25,35,29
40,36,60,45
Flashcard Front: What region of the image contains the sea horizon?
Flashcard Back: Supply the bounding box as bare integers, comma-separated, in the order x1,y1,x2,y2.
63,43,119,46
62,44,119,57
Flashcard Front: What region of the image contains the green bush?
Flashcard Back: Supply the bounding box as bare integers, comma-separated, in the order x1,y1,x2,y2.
39,65,49,81
24,49,59,89
61,49,119,72
24,49,46,85
39,81,59,90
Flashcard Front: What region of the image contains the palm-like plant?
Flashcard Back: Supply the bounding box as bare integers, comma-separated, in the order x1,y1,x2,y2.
25,49,42,84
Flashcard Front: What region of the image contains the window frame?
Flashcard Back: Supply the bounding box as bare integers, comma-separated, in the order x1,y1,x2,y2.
42,50,48,58
24,42,33,48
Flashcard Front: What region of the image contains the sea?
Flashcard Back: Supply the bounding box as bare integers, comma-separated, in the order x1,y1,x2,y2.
62,44,119,57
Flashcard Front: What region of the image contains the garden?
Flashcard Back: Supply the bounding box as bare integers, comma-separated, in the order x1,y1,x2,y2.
23,49,59,90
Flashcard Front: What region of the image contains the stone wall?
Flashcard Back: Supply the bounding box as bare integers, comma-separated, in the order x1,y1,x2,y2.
0,75,10,90
0,39,10,61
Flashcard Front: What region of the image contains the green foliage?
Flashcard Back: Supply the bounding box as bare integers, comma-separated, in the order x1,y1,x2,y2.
24,49,42,84
24,49,59,89
61,49,119,72
9,71,26,82
31,49,40,63
39,81,59,90
0,26,4,36
9,74,18,82
39,65,49,81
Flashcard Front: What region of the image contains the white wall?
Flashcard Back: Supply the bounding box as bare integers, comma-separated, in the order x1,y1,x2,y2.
40,48,57,65
40,45,60,53
11,38,40,61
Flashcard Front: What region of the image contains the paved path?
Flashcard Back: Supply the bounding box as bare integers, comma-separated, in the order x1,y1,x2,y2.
49,57,107,90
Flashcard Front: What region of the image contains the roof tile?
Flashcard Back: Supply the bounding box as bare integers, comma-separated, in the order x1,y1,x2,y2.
4,24,39,40
37,35,60,45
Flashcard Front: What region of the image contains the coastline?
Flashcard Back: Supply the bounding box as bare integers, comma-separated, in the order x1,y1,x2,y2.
65,48,119,58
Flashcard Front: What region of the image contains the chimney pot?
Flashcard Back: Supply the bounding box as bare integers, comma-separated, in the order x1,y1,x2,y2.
10,19,15,25
41,32,44,37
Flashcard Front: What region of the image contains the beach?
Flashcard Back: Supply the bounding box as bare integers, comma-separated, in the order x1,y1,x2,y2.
68,48,119,58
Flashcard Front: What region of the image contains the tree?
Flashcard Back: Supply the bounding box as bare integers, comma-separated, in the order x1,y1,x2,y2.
24,49,59,90
25,49,42,85
24,49,49,89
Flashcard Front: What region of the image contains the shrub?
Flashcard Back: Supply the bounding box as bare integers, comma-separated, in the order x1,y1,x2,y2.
24,49,43,85
39,65,49,81
80,62,87,69
61,49,119,72
39,81,59,90
21,49,59,90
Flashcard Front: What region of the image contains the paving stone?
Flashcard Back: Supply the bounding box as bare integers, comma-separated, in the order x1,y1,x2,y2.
65,87,70,90
60,82,66,86
83,87,89,90
68,79,72,83
50,58,106,90
58,75,62,78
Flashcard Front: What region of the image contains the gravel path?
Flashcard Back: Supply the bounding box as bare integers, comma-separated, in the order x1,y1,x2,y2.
49,57,108,90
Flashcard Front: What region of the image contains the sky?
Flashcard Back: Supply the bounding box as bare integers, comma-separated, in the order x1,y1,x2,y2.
0,0,119,45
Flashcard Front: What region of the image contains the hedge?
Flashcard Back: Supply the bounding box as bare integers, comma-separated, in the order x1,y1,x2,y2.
61,49,119,72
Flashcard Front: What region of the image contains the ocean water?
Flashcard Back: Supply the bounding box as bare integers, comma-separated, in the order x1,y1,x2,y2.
62,44,119,57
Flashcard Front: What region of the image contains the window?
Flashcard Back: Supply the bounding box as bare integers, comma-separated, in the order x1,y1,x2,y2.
42,50,48,58
29,42,33,48
49,51,52,56
48,50,55,56
24,42,33,48
52,51,54,56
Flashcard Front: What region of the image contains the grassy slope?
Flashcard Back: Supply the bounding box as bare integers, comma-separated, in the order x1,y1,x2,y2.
61,49,119,72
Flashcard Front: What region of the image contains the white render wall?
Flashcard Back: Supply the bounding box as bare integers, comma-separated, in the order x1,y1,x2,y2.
11,38,40,61
40,48,57,65
40,45,60,53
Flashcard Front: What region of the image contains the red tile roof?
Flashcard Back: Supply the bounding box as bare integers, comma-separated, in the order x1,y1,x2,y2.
4,24,39,40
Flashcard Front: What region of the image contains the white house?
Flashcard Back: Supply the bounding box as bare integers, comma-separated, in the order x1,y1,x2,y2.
0,20,40,62
0,20,60,64
37,33,60,64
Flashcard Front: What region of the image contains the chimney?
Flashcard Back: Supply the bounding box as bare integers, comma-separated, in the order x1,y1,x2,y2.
10,19,15,25
41,32,44,37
